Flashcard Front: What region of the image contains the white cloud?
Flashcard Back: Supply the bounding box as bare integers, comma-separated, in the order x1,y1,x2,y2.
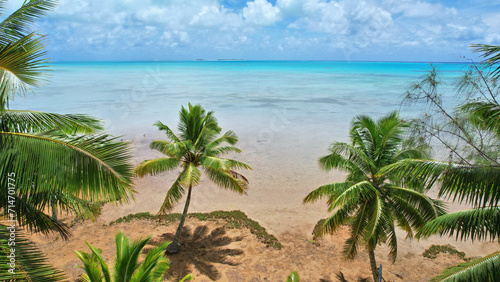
243,0,282,26
34,0,495,60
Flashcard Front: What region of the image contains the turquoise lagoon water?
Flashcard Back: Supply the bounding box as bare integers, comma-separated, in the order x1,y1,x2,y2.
11,60,468,143
12,60,480,224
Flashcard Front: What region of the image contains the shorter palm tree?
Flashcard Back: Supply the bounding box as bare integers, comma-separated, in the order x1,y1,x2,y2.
135,104,251,253
304,112,445,281
75,231,193,282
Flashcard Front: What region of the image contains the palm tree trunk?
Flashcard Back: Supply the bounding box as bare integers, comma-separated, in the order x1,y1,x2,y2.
166,185,192,254
368,247,378,282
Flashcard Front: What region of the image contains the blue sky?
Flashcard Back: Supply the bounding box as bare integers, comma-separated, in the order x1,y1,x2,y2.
26,0,500,61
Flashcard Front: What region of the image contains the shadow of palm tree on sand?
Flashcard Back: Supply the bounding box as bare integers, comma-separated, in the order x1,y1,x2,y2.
146,225,244,281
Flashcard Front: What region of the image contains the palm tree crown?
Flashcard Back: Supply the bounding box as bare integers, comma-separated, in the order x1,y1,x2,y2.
135,103,251,253
304,111,444,281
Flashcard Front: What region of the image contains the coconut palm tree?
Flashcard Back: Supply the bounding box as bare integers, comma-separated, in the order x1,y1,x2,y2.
75,231,193,282
304,112,445,281
135,104,251,253
0,0,135,239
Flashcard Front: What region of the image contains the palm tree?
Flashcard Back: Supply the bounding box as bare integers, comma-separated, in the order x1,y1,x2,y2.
304,112,445,281
0,1,135,280
75,231,193,282
384,51,500,280
0,0,135,239
135,103,251,253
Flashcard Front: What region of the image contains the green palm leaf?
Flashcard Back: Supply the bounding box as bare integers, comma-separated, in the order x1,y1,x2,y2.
0,0,57,43
1,110,102,134
0,224,67,281
383,159,500,207
286,271,300,282
303,181,354,203
134,157,180,177
0,32,48,112
430,251,500,282
472,44,500,79
305,112,437,280
418,207,500,242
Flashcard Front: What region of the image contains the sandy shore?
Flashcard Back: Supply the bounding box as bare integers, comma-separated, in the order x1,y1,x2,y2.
28,130,500,281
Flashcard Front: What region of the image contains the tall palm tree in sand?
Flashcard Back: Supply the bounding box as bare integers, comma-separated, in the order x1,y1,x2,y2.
135,104,251,253
304,112,445,281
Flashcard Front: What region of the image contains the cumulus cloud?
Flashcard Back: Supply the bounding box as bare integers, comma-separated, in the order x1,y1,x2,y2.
31,0,496,60
243,0,282,26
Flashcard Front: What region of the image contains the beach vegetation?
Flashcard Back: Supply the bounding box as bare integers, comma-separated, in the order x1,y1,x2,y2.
75,231,193,282
304,111,445,281
0,1,135,281
108,210,281,249
422,244,468,260
384,44,500,281
135,109,251,253
0,0,135,239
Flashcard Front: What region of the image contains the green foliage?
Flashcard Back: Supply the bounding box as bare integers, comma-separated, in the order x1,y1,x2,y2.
472,44,500,79
108,210,282,249
393,47,500,281
0,224,67,281
135,104,251,252
135,103,250,214
286,270,299,282
0,0,135,239
312,218,327,241
304,112,442,281
430,252,500,282
75,231,193,282
423,245,468,260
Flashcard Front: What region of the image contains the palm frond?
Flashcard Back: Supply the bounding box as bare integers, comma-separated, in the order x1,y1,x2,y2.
75,247,107,282
430,251,500,282
131,241,170,282
0,224,67,281
1,132,135,207
417,207,500,242
383,159,500,207
0,0,57,43
472,44,500,79
461,101,500,137
327,181,377,211
204,167,248,194
206,130,238,149
286,270,300,282
343,202,371,260
2,193,71,238
389,186,445,222
206,145,242,157
181,163,201,187
134,157,180,177
1,110,103,134
114,231,150,281
303,181,354,203
320,142,371,176
158,171,187,214
0,32,49,112
154,121,181,143
149,140,187,158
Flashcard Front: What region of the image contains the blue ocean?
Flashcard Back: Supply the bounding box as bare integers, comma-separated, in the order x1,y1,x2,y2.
12,61,468,144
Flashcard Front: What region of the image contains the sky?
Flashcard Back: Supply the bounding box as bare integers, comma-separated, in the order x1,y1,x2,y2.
20,0,500,61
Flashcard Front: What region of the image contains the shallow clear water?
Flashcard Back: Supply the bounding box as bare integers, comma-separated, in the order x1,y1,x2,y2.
11,60,469,142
